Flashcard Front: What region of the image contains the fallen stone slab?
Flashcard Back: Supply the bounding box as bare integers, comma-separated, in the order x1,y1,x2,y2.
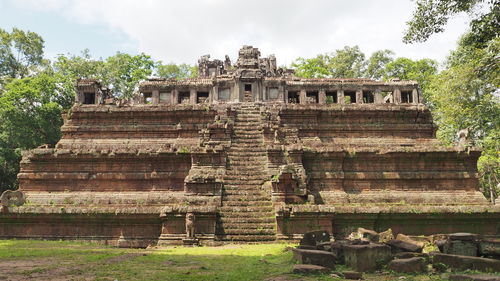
479,238,500,258
387,257,427,273
386,239,423,253
292,248,336,269
450,233,478,241
358,227,379,242
344,244,392,272
292,264,331,274
431,253,500,272
449,274,500,281
300,230,330,246
395,252,429,259
341,270,363,280
396,234,425,248
297,245,316,250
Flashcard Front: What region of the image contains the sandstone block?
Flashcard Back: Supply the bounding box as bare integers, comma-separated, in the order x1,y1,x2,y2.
388,257,427,273
449,274,500,281
344,244,392,272
431,253,500,272
299,230,330,246
386,239,423,253
292,264,331,274
292,248,336,269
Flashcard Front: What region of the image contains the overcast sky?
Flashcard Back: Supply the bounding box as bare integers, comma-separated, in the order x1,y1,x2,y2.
0,0,471,66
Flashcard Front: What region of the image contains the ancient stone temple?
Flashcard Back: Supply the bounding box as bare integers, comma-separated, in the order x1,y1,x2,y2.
1,46,498,246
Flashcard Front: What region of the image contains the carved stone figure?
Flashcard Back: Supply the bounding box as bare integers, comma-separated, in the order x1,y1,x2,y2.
185,212,196,238
0,190,25,207
457,128,469,144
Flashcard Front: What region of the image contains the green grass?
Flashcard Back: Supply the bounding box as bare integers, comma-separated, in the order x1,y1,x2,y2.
0,240,496,280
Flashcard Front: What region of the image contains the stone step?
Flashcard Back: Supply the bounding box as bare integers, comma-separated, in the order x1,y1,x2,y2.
219,208,275,214
221,228,276,235
220,223,276,230
223,200,273,207
220,217,275,224
222,194,271,202
227,149,266,153
224,178,265,182
219,234,276,241
221,206,274,212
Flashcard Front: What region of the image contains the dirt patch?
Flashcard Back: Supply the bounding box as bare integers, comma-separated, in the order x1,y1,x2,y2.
105,252,146,264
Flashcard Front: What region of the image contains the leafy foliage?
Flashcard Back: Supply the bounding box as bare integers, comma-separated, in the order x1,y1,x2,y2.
0,72,74,192
157,63,197,79
426,36,500,201
403,0,499,44
292,46,366,78
384,57,438,91
365,50,394,80
0,28,45,88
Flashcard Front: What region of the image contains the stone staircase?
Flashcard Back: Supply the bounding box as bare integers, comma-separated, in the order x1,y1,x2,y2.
218,103,276,241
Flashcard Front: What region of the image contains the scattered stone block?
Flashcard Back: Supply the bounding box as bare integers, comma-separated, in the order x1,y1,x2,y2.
344,244,392,272
478,238,500,258
449,274,500,281
431,253,500,272
378,229,394,243
443,233,479,257
297,245,317,250
292,248,336,269
342,271,363,280
292,264,331,274
395,252,429,259
358,227,379,242
330,240,350,264
300,230,330,246
435,239,447,252
396,234,425,248
386,239,423,253
388,257,427,273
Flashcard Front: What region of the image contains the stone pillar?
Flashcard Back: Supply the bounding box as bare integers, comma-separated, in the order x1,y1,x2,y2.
279,86,285,102
318,90,326,104
190,89,197,104
338,90,345,104
356,90,363,104
412,89,419,104
299,90,306,104
393,88,401,104
172,89,179,104
152,90,160,105
284,90,289,103
212,86,218,102
374,89,383,104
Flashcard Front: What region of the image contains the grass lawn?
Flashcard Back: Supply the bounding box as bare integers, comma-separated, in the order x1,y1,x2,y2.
0,240,492,280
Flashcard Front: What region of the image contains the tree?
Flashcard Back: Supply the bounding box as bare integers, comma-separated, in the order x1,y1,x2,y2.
105,52,156,98
292,46,366,78
53,49,107,81
365,50,394,79
53,51,157,98
426,36,500,201
0,72,75,192
0,28,45,88
157,63,197,79
403,0,499,46
291,55,331,78
384,57,438,91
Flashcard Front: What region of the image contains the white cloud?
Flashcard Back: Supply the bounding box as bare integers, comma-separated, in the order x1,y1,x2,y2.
12,0,471,65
